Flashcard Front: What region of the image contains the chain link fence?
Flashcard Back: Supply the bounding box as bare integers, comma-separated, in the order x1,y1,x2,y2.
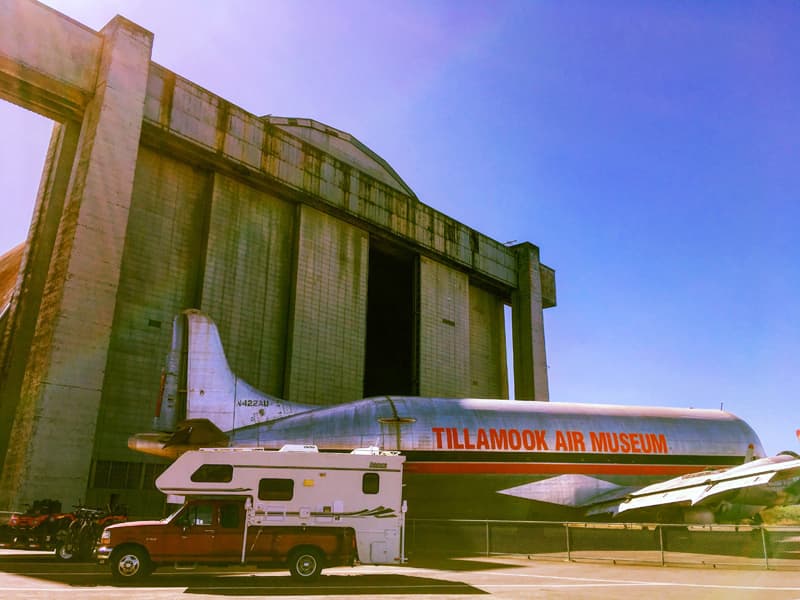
407,519,800,569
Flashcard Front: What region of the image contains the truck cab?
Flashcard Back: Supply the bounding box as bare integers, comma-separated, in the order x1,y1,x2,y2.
98,496,356,581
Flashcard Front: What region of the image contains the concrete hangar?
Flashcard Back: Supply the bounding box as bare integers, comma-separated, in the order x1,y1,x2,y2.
0,0,555,516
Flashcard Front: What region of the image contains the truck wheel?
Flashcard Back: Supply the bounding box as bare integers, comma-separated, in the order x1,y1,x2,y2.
111,547,152,583
289,547,323,581
54,542,74,561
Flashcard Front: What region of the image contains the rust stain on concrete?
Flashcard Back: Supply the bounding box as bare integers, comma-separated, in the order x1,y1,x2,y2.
0,243,23,308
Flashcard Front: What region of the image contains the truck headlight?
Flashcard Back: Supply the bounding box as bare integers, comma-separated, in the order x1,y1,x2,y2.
100,529,111,545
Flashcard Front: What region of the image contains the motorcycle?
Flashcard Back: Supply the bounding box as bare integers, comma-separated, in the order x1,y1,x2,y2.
54,505,127,561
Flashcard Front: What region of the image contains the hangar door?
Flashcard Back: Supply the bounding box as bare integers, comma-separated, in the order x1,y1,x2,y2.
363,241,417,397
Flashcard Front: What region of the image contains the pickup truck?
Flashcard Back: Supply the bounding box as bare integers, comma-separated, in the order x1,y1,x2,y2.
96,497,355,582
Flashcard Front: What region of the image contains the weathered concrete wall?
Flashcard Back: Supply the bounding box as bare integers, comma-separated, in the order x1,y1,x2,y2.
284,206,368,404
141,62,532,293
201,174,295,396
0,122,79,467
0,14,154,509
0,0,100,120
469,285,508,399
93,148,211,458
0,0,556,514
418,257,470,397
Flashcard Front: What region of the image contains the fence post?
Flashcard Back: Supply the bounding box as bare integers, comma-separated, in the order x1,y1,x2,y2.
485,521,490,556
658,525,664,567
565,523,571,562
760,526,769,569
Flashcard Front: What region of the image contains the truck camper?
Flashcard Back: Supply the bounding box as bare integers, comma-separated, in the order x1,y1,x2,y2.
96,445,406,582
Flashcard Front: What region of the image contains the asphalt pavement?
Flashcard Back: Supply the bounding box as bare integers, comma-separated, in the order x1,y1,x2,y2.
1,549,800,599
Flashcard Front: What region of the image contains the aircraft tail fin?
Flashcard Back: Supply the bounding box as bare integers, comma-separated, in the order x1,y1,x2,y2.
153,310,315,434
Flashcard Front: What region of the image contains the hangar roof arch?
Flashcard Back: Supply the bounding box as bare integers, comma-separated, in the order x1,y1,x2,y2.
263,116,418,201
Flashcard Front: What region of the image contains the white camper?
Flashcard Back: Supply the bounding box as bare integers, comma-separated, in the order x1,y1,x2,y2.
97,445,406,581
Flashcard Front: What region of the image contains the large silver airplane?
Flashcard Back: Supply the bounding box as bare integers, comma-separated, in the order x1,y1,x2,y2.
128,310,800,523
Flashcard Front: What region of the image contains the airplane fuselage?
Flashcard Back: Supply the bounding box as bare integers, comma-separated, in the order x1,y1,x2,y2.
128,311,782,524
225,396,763,521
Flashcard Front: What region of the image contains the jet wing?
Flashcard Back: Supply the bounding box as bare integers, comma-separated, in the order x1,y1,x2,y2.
617,472,777,515
692,471,776,504
502,454,800,521
616,453,800,516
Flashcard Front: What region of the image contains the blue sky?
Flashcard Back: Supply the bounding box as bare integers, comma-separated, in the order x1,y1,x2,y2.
1,1,797,454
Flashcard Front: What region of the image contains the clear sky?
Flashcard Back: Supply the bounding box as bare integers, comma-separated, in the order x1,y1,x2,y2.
1,1,797,454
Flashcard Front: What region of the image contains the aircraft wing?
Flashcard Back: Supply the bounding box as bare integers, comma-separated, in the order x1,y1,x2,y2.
617,472,777,515
616,453,800,516
499,454,800,522
498,474,630,508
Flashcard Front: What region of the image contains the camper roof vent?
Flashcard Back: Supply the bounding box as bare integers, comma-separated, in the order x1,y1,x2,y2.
279,444,319,452
199,447,267,452
351,446,382,455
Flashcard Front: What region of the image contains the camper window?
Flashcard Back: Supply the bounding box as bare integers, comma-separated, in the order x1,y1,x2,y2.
258,478,294,501
362,473,380,494
190,464,233,483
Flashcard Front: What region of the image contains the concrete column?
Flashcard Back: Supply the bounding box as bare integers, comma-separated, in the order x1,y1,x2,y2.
511,243,549,401
0,120,80,470
0,17,153,510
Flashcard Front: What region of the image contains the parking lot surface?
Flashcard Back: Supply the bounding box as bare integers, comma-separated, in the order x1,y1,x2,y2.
1,549,800,599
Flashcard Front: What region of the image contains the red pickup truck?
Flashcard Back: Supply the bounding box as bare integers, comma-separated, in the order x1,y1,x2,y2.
96,497,355,582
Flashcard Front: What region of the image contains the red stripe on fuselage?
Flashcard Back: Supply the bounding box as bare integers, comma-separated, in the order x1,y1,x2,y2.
404,462,719,476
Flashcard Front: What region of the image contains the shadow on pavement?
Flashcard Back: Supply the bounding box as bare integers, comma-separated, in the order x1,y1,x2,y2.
183,573,487,596
404,553,527,572
0,551,490,595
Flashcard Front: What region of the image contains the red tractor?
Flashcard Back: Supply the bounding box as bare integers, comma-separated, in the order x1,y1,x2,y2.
1,499,75,551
